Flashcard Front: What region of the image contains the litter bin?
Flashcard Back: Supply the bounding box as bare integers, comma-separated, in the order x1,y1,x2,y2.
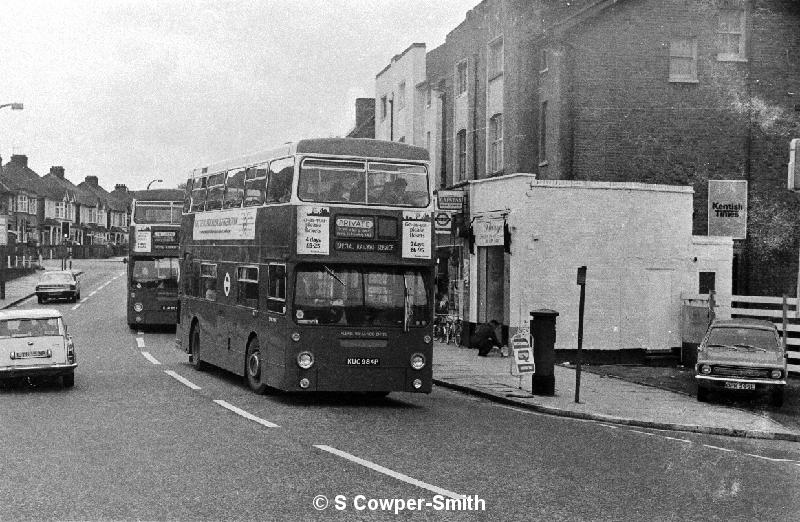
530,309,559,396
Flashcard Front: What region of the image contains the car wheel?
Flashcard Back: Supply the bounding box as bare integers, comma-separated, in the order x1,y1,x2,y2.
62,372,75,388
189,324,208,371
697,386,709,402
76,293,81,300
770,389,784,408
245,337,268,394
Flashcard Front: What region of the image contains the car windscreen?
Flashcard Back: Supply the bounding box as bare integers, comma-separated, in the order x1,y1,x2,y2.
132,258,180,288
40,273,74,284
0,318,63,338
293,264,430,327
706,326,780,351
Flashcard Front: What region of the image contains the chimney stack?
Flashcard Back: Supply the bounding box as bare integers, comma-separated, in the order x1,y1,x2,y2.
50,166,65,179
85,175,99,186
114,184,128,192
11,154,28,168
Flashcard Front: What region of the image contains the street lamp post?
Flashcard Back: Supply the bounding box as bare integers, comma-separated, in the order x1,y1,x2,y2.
146,179,163,190
0,102,23,299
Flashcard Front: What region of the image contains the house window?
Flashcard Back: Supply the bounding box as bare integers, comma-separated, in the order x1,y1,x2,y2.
398,82,406,110
539,102,548,164
669,38,698,83
457,129,467,180
55,202,65,219
16,195,28,213
488,37,504,79
489,113,503,173
236,265,259,306
539,48,548,73
425,85,432,108
29,198,37,215
717,5,747,61
426,131,431,154
456,60,467,95
381,96,387,120
267,263,286,314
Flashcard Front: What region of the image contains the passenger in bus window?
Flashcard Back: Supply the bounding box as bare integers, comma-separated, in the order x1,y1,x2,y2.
267,172,292,203
327,181,347,202
378,178,407,204
204,280,217,301
349,177,366,203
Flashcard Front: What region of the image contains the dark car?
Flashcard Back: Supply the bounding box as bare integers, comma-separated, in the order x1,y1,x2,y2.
35,270,81,303
695,318,787,407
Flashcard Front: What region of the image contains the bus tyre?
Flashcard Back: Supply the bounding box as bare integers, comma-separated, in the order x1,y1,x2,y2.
190,324,208,371
245,338,268,395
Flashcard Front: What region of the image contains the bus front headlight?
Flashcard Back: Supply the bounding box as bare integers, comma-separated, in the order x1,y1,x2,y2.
297,351,314,369
133,303,144,312
410,353,426,370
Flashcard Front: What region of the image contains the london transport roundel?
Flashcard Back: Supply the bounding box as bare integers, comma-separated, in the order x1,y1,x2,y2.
223,272,231,296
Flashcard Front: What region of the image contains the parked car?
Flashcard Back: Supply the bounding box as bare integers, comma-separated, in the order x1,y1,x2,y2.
695,318,787,407
0,308,76,387
35,270,81,303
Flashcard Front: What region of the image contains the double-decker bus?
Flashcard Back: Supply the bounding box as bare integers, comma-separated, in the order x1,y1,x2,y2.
127,190,183,328
176,138,434,395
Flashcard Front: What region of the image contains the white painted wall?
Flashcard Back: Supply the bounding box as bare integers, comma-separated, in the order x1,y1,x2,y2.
469,176,723,352
374,45,426,144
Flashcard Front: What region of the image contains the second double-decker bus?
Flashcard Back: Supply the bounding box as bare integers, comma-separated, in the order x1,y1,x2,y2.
176,138,434,395
127,190,183,328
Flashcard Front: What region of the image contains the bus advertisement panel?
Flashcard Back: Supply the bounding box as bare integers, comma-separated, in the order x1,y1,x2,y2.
176,138,434,396
127,195,183,328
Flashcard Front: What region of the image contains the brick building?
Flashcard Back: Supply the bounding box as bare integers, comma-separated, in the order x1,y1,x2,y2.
376,0,800,336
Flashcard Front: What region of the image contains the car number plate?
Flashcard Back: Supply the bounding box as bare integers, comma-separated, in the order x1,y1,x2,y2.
16,350,49,359
724,381,755,390
346,358,379,366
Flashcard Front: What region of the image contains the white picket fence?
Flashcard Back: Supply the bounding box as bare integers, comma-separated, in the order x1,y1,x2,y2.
714,295,800,376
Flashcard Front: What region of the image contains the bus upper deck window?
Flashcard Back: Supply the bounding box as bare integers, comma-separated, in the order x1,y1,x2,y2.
205,173,226,211
244,166,267,206
267,158,294,203
183,178,194,213
224,169,245,209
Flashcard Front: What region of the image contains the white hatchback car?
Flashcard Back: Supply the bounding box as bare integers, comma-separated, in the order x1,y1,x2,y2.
0,308,76,387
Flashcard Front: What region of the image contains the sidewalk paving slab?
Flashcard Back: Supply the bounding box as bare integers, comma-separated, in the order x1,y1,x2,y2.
433,342,800,442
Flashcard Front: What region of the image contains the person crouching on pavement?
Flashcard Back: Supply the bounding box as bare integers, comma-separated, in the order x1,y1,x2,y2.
471,319,501,356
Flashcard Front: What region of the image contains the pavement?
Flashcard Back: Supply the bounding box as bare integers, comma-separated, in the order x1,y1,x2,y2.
3,259,797,442
433,341,800,442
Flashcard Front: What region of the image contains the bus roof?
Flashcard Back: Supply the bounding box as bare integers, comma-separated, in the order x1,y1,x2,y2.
191,138,429,178
131,188,185,202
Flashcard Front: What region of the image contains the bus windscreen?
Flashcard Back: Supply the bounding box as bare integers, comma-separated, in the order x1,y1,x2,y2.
133,203,182,224
293,264,430,327
131,258,180,289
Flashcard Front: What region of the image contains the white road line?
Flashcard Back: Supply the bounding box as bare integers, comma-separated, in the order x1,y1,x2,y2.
662,436,692,444
703,444,735,452
629,429,655,436
497,405,544,416
141,351,161,365
214,400,280,428
164,370,201,390
743,453,799,463
71,304,81,310
598,424,620,429
136,338,146,348
314,444,464,500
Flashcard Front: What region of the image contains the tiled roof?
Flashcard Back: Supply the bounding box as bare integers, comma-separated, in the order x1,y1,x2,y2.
1,161,59,198
78,180,128,212
42,173,96,207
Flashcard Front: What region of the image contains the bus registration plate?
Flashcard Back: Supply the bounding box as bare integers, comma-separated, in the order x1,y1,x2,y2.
347,358,380,366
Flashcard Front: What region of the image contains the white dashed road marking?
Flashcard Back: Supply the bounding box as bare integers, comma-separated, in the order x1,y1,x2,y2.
141,351,160,365
314,444,464,500
136,338,146,348
703,444,735,452
164,370,201,390
214,400,280,428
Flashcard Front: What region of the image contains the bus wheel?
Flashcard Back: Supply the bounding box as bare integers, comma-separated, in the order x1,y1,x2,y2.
189,324,208,371
245,338,268,395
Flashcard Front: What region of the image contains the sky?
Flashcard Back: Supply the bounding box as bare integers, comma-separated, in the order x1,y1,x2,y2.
0,0,478,192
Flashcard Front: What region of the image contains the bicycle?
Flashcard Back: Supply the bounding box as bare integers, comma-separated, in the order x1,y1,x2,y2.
446,316,462,346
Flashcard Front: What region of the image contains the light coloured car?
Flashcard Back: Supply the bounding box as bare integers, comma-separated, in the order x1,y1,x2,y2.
35,270,81,303
0,308,76,387
695,318,787,407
